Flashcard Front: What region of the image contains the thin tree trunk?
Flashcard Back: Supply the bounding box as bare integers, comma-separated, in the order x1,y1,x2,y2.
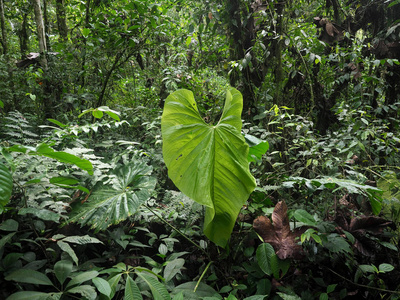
273,1,285,106
43,0,51,50
0,0,7,54
32,0,47,69
32,0,54,119
18,12,30,57
96,48,131,107
80,0,91,88
55,0,68,41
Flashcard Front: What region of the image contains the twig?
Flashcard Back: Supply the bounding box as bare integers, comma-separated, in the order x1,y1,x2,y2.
328,267,400,295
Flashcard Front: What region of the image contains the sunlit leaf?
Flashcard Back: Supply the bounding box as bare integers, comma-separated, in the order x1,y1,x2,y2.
7,143,93,175
162,88,256,247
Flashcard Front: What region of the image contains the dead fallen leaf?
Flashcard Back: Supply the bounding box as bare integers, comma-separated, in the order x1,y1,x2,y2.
253,201,306,259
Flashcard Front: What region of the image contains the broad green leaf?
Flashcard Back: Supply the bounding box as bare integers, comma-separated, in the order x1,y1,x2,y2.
279,259,291,277
66,271,99,289
93,277,112,298
136,271,171,300
0,219,19,231
50,176,79,186
98,106,121,121
67,285,97,300
359,264,377,273
172,282,217,299
124,275,142,300
7,143,93,175
323,234,351,253
0,232,16,250
276,293,301,300
57,241,79,265
5,269,54,286
163,258,185,282
0,163,13,208
47,118,67,128
6,291,61,300
161,88,256,247
270,254,280,279
388,0,400,8
93,110,104,119
319,293,328,300
62,235,103,245
54,260,73,285
327,284,337,293
172,292,184,300
245,134,269,163
34,144,93,175
380,241,398,251
108,273,123,299
48,176,90,194
379,263,394,273
256,243,275,275
69,161,156,231
82,28,90,37
293,209,317,226
78,106,121,121
19,208,61,222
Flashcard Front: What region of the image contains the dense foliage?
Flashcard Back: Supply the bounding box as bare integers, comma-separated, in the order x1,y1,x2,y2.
1,0,400,299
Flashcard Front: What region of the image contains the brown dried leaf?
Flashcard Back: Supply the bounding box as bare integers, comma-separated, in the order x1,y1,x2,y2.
349,216,394,234
272,201,290,240
253,215,278,246
253,201,306,259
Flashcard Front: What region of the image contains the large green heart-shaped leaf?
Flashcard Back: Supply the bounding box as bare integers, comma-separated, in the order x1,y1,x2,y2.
161,88,256,247
69,161,156,231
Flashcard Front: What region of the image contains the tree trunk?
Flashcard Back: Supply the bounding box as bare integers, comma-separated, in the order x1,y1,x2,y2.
273,1,285,106
43,0,51,50
55,0,68,41
32,0,47,69
32,0,54,120
18,12,30,57
96,47,132,107
80,0,91,88
225,0,258,118
0,0,7,54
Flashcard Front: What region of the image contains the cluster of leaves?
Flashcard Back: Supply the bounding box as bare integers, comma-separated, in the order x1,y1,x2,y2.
1,80,400,300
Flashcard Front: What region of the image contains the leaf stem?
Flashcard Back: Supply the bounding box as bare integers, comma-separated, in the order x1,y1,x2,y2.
194,261,213,292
